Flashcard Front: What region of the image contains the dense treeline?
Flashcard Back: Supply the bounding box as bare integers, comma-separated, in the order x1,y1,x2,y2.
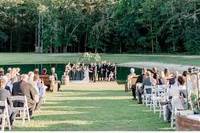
0,0,200,54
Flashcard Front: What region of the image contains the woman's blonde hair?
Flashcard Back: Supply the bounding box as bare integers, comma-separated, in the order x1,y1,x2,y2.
0,78,6,89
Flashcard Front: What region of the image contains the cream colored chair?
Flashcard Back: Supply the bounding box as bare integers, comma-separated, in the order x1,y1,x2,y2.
10,96,30,124
0,101,11,131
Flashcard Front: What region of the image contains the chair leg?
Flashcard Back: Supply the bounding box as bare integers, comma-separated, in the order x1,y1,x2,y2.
145,96,148,106
22,109,26,124
26,106,30,121
171,110,174,128
159,104,162,118
163,106,167,121
6,109,11,130
1,115,5,131
153,101,156,113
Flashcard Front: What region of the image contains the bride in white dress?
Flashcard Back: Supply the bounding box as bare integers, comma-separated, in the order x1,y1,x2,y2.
83,66,89,83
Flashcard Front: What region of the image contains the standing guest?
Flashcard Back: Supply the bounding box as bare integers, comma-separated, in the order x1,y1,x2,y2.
80,66,85,80
108,71,114,81
127,68,137,100
75,67,81,80
97,63,101,81
136,68,147,104
100,63,104,81
62,72,69,85
92,63,97,82
165,76,187,122
159,71,168,85
83,66,89,83
111,63,116,80
34,68,39,75
41,68,47,75
0,77,16,127
12,74,38,118
89,63,94,81
106,62,111,81
51,67,61,91
102,62,107,81
71,66,77,80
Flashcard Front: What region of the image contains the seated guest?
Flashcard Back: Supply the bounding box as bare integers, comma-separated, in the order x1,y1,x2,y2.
4,74,13,94
10,68,18,83
7,68,12,73
142,71,156,95
80,67,85,80
0,68,4,77
34,75,47,111
0,77,16,127
28,72,39,92
12,74,38,118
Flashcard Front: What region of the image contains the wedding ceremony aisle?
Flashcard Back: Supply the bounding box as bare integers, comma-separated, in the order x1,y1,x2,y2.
14,82,171,131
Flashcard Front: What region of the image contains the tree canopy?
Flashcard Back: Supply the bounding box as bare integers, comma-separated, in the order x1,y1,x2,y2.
0,0,200,54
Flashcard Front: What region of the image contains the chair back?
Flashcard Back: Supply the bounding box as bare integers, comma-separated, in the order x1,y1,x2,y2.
10,96,27,109
0,100,11,131
144,85,154,95
0,101,6,107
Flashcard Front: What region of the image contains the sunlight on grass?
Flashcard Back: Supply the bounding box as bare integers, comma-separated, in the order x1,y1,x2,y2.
47,96,130,101
37,110,86,115
15,120,93,128
41,106,100,109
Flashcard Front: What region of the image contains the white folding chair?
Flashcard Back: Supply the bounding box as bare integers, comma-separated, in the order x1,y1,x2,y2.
10,96,30,124
143,85,154,107
0,101,11,131
170,97,191,128
152,85,167,113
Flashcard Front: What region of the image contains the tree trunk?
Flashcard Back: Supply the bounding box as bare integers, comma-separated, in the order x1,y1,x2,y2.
84,32,88,52
150,24,154,53
151,39,154,53
120,43,122,54
10,31,13,52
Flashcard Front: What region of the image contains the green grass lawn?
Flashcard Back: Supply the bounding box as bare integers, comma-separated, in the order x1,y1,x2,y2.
0,53,199,66
13,82,172,131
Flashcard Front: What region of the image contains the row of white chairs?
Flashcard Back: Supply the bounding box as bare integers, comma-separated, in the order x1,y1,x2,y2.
136,83,194,129
0,96,30,131
136,84,174,127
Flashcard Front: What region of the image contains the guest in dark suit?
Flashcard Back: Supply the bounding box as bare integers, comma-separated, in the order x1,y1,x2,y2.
12,74,38,118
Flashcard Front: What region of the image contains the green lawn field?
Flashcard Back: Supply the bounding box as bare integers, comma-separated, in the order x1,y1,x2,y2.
13,82,172,131
0,53,199,66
